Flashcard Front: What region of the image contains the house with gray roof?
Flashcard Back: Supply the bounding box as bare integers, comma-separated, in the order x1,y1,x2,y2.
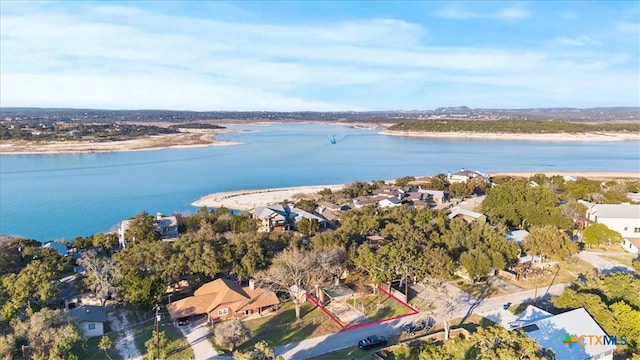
252,204,327,232
447,208,486,223
68,305,107,338
41,241,68,256
118,212,179,248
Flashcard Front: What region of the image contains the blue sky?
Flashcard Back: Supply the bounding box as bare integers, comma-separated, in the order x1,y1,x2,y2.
1,1,638,111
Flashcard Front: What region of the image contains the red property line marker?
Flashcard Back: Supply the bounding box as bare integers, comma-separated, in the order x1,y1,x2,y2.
305,292,347,330
305,286,419,332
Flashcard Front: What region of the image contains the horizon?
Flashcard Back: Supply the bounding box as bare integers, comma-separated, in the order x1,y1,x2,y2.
1,1,639,111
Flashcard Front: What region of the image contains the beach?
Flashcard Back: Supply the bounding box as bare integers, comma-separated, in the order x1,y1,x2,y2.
191,171,639,210
0,128,242,155
192,184,346,210
382,130,640,142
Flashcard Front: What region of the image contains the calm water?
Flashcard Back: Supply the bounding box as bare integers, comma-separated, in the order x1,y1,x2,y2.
1,123,639,241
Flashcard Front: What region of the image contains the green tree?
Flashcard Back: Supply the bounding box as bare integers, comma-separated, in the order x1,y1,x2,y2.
394,176,416,187
232,340,284,360
125,211,160,243
98,335,113,360
460,248,492,282
11,308,83,360
296,218,320,236
552,288,618,334
145,330,169,360
582,223,623,248
610,301,640,353
467,325,549,360
522,225,578,261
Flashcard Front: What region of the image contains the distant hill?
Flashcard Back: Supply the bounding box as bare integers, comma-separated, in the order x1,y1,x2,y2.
1,106,638,123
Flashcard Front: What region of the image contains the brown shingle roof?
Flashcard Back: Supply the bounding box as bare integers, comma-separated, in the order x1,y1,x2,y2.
167,278,279,319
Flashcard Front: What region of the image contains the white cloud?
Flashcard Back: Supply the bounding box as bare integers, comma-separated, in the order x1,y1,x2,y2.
0,3,637,110
435,6,531,21
552,36,601,47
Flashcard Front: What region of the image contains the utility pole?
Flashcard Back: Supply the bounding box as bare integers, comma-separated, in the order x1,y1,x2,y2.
153,304,161,360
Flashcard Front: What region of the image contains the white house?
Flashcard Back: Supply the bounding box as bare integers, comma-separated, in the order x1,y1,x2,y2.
584,203,640,253
622,238,640,254
506,230,530,243
510,306,616,360
378,196,402,208
68,305,106,338
447,168,489,184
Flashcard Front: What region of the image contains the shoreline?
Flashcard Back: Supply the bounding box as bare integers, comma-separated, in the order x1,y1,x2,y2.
382,130,640,142
191,184,346,210
0,128,242,155
192,171,640,210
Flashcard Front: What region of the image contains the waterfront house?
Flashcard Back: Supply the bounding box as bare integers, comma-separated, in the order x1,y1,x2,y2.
252,205,328,232
447,168,490,184
68,305,107,338
118,212,179,248
41,241,68,256
166,278,279,323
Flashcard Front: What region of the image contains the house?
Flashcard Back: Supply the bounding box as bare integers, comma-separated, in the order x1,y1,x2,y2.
378,196,402,208
118,212,179,247
166,278,279,323
506,230,530,243
68,305,107,338
352,197,376,209
510,306,616,360
447,208,486,223
622,238,640,254
584,203,640,238
366,235,385,249
417,189,450,204
563,175,579,182
252,205,328,233
583,203,640,252
447,168,489,184
41,241,68,256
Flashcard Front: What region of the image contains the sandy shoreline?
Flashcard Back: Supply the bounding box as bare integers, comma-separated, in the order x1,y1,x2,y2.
0,128,242,155
382,130,640,142
192,184,346,210
192,171,639,210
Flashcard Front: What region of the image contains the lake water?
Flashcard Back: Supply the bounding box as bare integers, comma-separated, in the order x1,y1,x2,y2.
1,123,639,241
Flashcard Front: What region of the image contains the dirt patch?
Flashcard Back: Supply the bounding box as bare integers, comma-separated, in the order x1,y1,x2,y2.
108,309,142,360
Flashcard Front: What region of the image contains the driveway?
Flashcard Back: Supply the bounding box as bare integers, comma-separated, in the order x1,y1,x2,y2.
179,318,220,360
577,251,636,275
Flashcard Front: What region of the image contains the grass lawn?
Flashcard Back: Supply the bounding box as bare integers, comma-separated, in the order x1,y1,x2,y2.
352,292,414,321
77,334,123,360
601,254,635,267
131,314,193,360
408,296,435,312
223,302,342,354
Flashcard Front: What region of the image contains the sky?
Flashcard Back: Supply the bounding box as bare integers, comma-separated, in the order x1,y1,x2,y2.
1,1,639,111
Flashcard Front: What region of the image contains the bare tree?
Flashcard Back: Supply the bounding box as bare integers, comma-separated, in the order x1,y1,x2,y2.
214,319,251,352
77,250,116,306
255,247,314,320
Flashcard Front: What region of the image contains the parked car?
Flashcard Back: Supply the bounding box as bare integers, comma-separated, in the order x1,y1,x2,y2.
358,335,388,350
402,317,435,335
503,302,512,310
